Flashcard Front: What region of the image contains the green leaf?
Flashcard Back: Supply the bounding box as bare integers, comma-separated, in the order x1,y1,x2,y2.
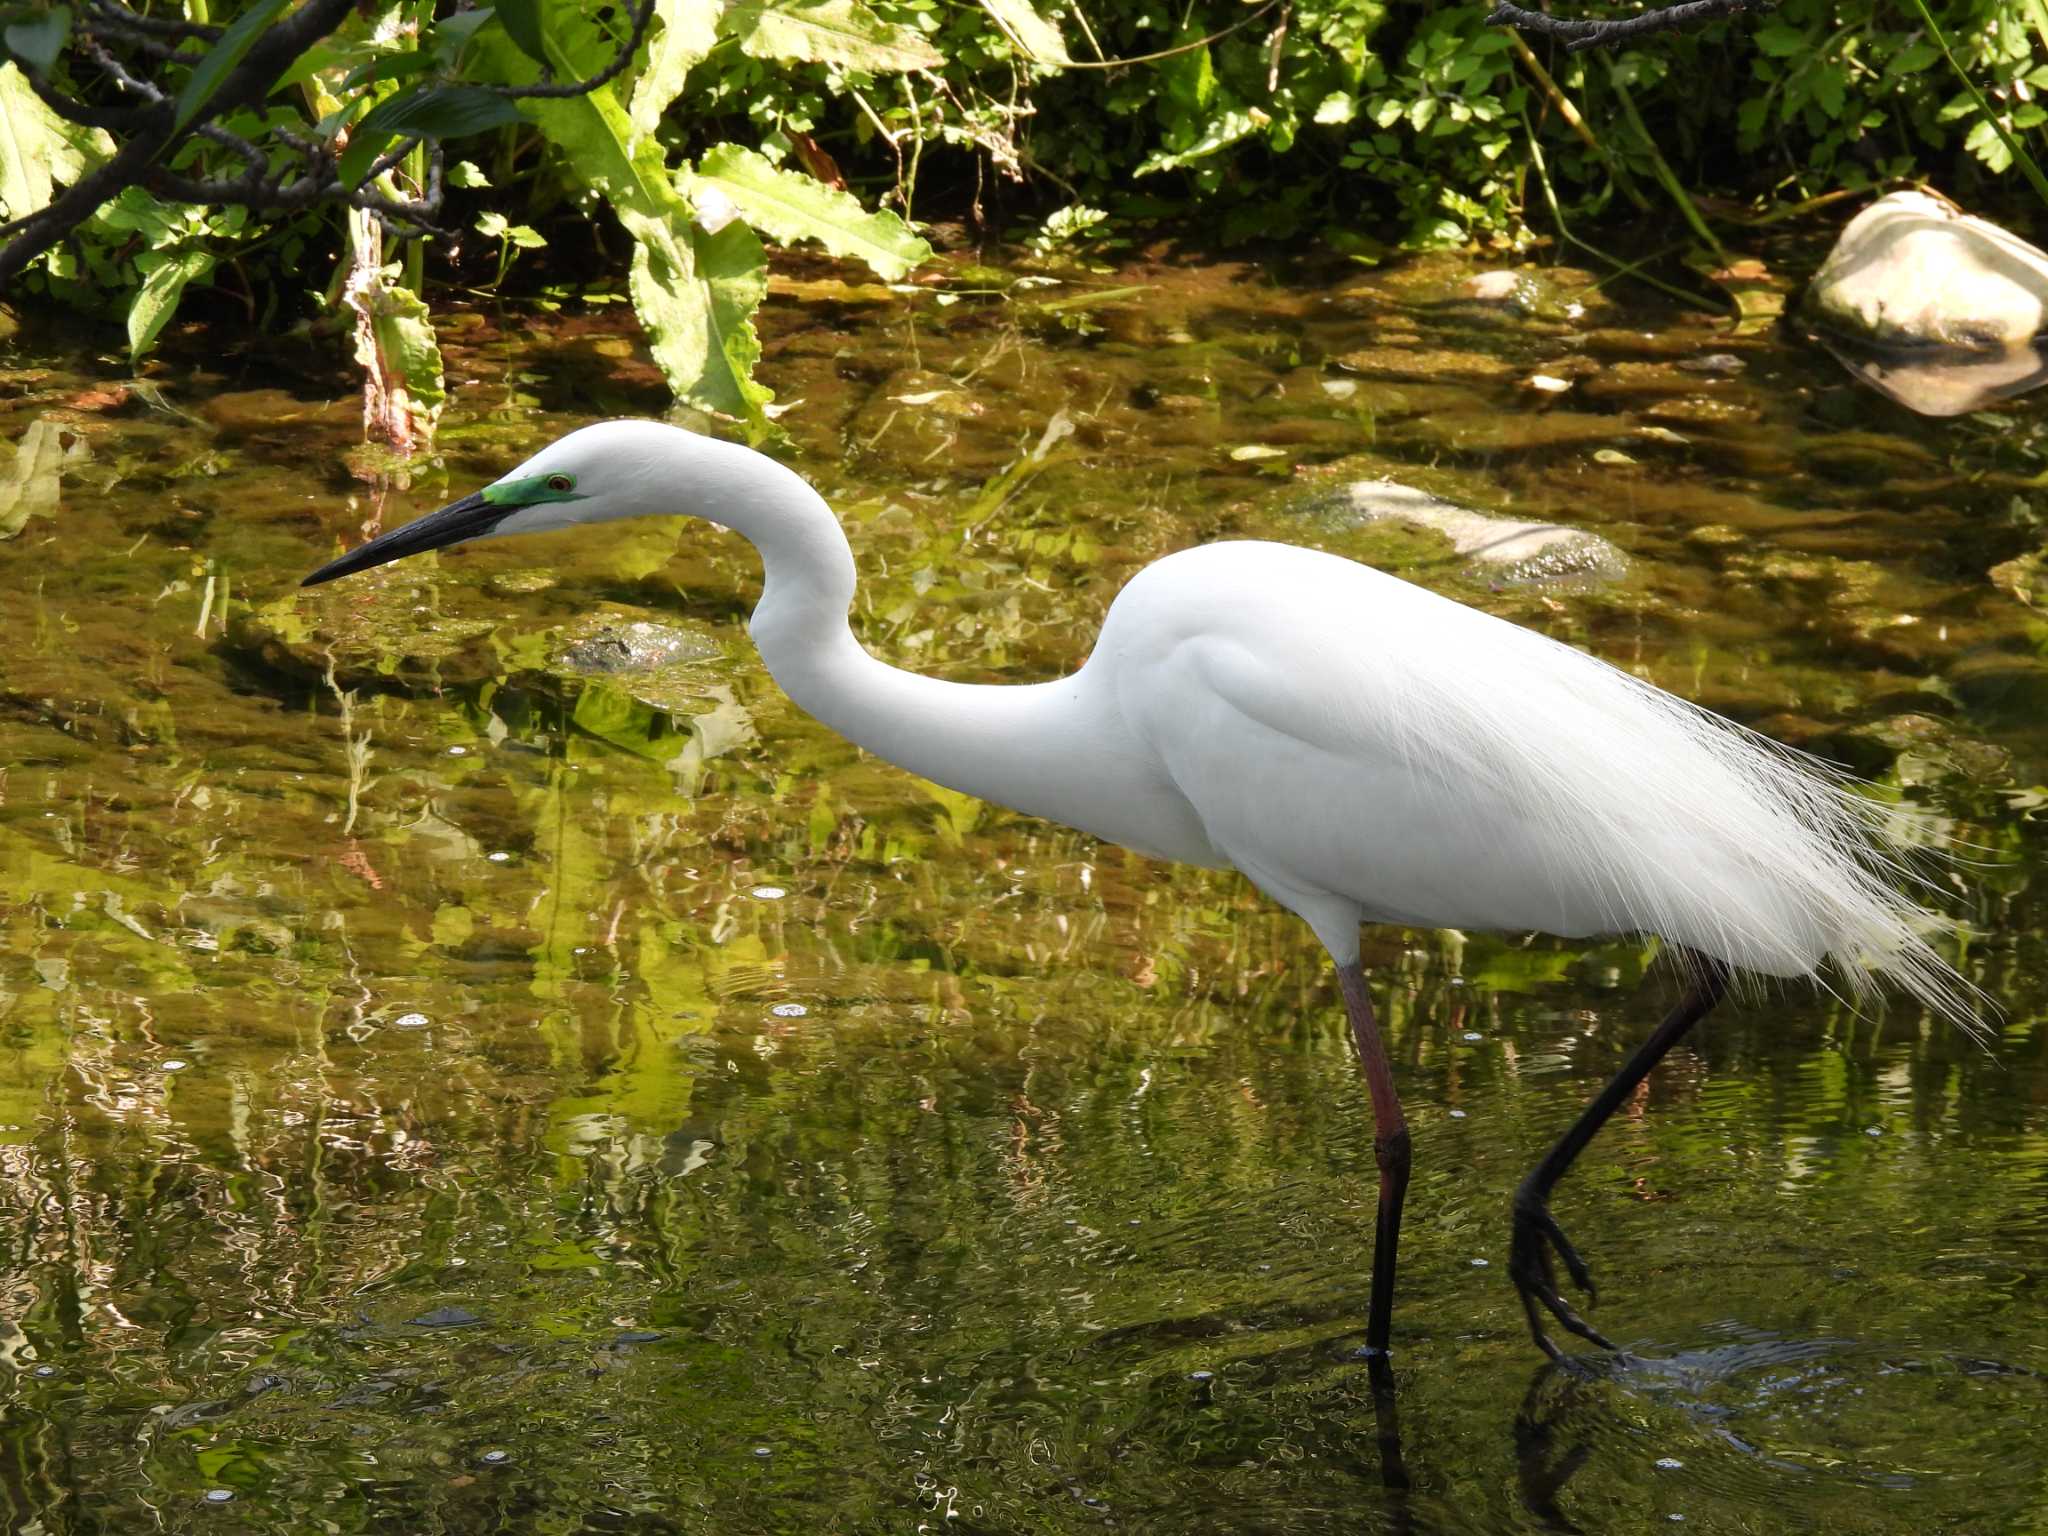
360,279,446,439
630,0,720,140
340,84,525,187
96,184,183,242
631,215,772,426
448,158,490,188
687,143,929,279
341,209,445,451
1887,40,1941,75
1964,116,2014,172
1935,89,1976,123
1752,23,1807,57
473,11,772,425
431,8,498,63
172,0,293,134
1812,62,1845,118
1138,108,1261,177
127,248,214,361
357,83,527,143
4,7,71,75
978,0,1068,66
1134,109,1264,177
493,0,550,66
726,0,942,73
1314,91,1357,125
0,62,110,220
1158,31,1214,115
340,51,438,94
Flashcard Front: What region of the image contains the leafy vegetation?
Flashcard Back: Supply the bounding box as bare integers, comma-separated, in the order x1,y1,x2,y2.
1,0,2044,450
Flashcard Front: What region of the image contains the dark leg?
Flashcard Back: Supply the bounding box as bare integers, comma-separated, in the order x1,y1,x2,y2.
1509,954,1730,1361
1338,961,1411,1357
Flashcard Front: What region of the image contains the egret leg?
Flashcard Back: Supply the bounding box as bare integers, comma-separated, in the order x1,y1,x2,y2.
1338,961,1411,1357
1509,956,1730,1361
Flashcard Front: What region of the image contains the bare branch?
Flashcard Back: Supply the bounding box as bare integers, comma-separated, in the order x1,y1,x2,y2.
83,0,223,46
145,165,448,228
18,63,151,130
1486,0,1774,52
364,135,425,186
0,0,653,286
78,33,168,102
196,123,271,183
0,0,359,288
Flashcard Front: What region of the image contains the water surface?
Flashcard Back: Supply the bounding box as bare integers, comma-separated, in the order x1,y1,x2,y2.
3,250,2047,1533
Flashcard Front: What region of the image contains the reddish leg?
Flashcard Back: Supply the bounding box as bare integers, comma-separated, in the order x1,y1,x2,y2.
1338,961,1411,1357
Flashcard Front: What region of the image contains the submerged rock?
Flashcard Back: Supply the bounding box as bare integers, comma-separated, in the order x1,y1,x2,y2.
555,616,718,675
1321,480,1626,586
1806,190,2048,350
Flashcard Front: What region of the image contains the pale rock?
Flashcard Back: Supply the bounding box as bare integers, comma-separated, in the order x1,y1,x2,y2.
1807,189,2048,349
1329,481,1625,586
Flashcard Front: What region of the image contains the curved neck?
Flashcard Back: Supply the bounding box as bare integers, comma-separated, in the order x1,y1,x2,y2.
715,463,1128,836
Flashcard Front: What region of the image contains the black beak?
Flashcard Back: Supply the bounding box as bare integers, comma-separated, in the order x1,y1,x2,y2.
301,489,509,587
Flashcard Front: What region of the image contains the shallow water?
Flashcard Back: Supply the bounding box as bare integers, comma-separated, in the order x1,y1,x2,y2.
4,249,2048,1534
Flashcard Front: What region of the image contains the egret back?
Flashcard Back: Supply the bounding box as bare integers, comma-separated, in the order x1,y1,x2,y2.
1100,542,1972,1027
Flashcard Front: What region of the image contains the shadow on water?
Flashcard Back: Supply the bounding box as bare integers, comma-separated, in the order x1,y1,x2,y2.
3,247,2048,1530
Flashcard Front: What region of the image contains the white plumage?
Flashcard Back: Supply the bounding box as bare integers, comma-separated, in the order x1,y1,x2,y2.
302,418,1976,1358
1097,540,1966,1018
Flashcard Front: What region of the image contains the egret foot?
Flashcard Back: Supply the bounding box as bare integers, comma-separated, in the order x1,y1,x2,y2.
1507,955,1730,1362
1509,1186,1614,1361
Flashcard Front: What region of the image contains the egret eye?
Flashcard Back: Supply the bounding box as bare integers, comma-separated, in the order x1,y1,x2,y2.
545,473,575,494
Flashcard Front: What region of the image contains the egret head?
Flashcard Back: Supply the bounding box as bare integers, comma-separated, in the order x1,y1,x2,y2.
302,420,739,587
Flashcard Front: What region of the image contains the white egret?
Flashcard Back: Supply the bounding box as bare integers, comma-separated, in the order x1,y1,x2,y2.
303,420,1973,1361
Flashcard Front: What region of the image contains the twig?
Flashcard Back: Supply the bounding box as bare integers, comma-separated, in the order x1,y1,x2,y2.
483,0,657,98
1488,0,1773,52
197,123,272,182
18,64,148,129
1609,67,1725,259
1519,108,1730,315
1504,31,1649,212
0,0,359,287
78,33,166,100
365,135,425,186
1056,0,1283,70
84,0,223,46
1266,0,1290,93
